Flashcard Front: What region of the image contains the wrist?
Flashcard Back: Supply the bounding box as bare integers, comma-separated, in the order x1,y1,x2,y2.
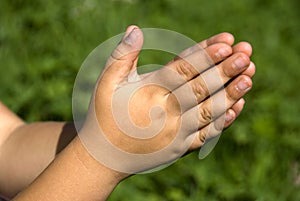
13,136,129,201
71,136,129,186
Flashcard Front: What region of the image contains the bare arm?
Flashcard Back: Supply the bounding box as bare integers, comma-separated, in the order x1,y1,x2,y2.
0,104,77,198
0,26,255,200
12,137,127,201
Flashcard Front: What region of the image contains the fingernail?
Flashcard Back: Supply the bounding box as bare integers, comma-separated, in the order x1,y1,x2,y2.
216,47,231,58
237,80,250,91
124,28,139,46
233,57,246,69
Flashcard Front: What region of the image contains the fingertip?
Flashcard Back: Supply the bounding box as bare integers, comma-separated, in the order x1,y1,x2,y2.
240,74,253,87
242,61,256,78
221,32,235,46
104,26,144,84
206,32,235,47
125,25,140,34
212,43,233,62
231,98,245,118
249,61,256,76
122,25,142,44
233,41,253,56
236,97,245,104
238,98,245,106
224,108,236,127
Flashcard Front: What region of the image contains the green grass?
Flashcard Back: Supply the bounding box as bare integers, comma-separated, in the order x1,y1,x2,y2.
1,0,300,200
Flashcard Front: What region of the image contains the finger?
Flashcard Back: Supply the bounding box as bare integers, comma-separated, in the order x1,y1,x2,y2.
200,32,235,49
182,75,252,132
170,43,233,81
188,111,227,151
224,98,245,127
172,32,234,62
189,113,227,150
202,98,245,134
164,40,251,90
198,75,252,127
102,26,144,86
232,41,256,78
148,43,233,92
189,98,245,150
232,41,252,57
174,52,250,110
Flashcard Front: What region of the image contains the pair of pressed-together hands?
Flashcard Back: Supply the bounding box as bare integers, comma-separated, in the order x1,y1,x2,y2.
78,25,255,173
0,25,255,200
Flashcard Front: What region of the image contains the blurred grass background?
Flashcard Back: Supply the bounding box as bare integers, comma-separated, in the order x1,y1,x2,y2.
0,0,300,200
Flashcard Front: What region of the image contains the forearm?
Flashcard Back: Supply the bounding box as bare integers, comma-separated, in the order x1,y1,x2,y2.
0,122,77,198
0,102,25,148
12,137,127,201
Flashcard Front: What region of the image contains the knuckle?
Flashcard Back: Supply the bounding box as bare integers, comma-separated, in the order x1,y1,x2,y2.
199,105,212,123
166,93,181,116
175,59,196,80
198,129,207,145
111,46,130,61
111,47,123,60
191,79,208,100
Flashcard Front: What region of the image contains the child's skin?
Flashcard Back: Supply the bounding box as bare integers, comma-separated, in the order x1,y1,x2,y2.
0,26,255,201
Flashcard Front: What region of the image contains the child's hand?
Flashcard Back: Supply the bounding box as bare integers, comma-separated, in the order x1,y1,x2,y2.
79,26,255,174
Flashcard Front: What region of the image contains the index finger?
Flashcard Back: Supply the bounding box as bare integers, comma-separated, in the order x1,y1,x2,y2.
171,32,235,62
146,42,232,92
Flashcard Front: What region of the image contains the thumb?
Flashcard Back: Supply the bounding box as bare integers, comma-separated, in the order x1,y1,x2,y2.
103,25,144,85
